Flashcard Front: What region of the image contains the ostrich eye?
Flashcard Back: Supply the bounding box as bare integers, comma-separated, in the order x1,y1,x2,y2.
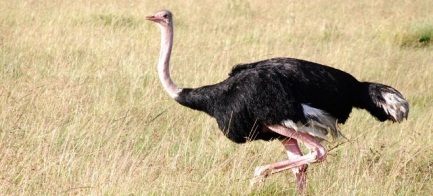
163,14,168,18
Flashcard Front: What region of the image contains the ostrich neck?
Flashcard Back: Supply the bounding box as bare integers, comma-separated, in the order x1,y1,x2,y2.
158,24,182,98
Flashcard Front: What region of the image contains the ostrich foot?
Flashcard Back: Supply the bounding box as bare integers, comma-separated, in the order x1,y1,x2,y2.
249,165,272,188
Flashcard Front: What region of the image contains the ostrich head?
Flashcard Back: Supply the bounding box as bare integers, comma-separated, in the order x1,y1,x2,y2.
146,10,173,28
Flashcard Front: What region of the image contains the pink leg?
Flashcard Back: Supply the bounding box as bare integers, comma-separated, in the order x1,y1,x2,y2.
281,138,308,192
252,125,326,192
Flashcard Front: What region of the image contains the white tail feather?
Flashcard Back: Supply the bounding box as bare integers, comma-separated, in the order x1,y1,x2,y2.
379,92,409,122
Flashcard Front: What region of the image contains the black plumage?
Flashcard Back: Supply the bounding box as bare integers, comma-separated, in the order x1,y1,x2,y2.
175,57,408,143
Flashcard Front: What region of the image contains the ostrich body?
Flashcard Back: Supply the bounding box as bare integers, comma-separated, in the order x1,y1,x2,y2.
146,10,409,192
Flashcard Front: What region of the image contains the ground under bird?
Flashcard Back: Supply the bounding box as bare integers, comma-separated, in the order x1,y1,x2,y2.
146,10,409,192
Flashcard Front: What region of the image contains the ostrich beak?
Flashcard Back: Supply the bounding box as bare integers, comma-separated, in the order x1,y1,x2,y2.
146,16,156,21
146,15,159,22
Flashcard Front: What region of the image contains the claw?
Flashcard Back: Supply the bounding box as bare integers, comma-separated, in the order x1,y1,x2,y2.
254,165,272,177
250,165,272,188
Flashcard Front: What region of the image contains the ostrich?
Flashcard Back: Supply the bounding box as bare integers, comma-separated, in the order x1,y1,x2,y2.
146,10,409,192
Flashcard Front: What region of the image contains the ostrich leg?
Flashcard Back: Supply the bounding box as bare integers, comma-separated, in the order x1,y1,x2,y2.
251,125,326,191
281,138,308,192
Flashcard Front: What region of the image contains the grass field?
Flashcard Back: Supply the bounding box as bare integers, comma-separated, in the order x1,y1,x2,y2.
1,0,433,195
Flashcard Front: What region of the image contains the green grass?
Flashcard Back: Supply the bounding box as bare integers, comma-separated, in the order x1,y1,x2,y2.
1,0,433,195
395,22,433,48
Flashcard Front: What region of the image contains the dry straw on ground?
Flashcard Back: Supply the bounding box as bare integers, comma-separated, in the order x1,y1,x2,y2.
1,0,432,195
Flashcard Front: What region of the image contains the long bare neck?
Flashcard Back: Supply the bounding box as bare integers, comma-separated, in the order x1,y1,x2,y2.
157,23,182,98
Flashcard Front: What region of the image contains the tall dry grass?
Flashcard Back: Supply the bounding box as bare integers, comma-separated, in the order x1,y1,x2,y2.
1,0,432,195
